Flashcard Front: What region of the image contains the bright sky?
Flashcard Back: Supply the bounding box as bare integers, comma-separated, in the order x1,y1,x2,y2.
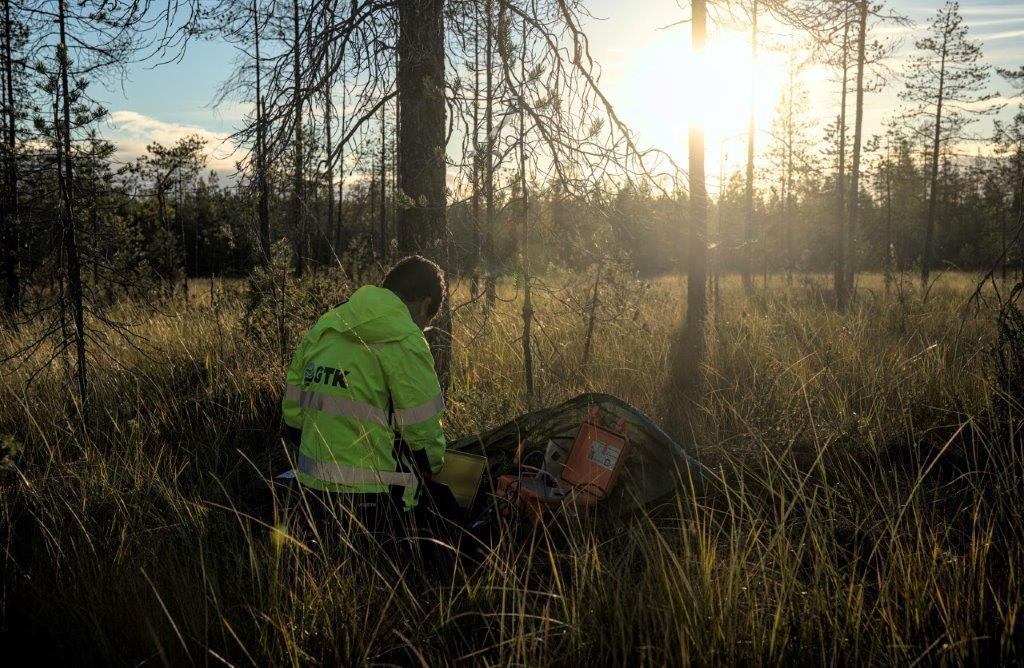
97,0,1024,189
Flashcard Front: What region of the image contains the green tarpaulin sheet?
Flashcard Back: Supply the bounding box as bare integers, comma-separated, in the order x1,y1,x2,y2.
449,393,705,515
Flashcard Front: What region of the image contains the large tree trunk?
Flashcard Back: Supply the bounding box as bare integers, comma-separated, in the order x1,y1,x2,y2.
396,0,449,385
846,0,867,296
396,0,446,255
834,16,850,309
742,0,757,297
57,0,87,410
1,0,18,318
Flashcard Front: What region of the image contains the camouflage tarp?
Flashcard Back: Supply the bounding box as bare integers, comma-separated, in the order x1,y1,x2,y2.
449,393,705,514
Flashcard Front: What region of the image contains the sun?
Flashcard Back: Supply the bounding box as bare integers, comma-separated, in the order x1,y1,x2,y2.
607,26,794,181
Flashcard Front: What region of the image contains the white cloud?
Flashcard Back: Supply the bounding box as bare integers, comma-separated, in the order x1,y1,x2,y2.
981,29,1024,41
954,95,1022,112
912,3,1022,17
105,110,241,174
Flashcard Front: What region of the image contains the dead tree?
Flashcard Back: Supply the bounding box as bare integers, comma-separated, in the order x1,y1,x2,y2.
54,0,87,406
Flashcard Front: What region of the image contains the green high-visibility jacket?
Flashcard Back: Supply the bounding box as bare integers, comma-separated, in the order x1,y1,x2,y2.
282,285,446,508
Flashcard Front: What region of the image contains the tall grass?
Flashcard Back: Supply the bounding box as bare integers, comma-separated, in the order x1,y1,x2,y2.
1,273,1021,664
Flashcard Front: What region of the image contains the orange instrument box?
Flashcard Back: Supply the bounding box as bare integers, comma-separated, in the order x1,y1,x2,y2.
496,406,630,524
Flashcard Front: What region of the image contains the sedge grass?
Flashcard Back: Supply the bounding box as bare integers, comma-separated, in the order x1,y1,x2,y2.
0,272,1020,664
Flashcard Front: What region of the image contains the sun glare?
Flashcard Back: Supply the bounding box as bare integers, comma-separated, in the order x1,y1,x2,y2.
611,28,793,182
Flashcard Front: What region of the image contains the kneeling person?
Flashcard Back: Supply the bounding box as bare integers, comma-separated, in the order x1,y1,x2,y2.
281,256,447,541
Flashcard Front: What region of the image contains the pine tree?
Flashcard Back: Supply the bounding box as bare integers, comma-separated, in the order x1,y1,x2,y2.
900,0,996,293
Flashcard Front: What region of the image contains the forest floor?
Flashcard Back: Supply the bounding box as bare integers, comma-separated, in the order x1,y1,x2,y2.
1,271,1022,664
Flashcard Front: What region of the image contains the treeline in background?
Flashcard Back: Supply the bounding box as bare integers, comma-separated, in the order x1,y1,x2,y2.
0,0,1022,399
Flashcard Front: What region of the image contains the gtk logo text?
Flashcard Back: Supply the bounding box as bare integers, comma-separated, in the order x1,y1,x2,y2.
303,362,350,388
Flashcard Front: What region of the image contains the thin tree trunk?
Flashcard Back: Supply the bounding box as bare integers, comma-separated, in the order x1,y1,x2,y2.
2,0,19,318
471,2,482,301
518,15,533,407
715,150,723,308
324,58,334,261
922,31,948,294
379,100,386,260
846,0,867,296
254,0,270,263
90,205,97,286
687,0,708,369
835,15,850,309
278,262,287,362
742,0,757,296
483,0,496,311
1000,204,1007,281
762,202,768,290
784,70,794,284
1011,160,1022,278
581,261,602,369
392,90,398,258
53,94,69,348
179,179,189,300
667,0,708,410
369,167,376,244
304,13,318,265
336,82,345,253
885,146,894,293
56,0,87,410
291,0,305,274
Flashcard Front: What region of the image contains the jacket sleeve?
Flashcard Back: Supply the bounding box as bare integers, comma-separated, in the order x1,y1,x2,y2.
282,335,307,430
379,334,446,474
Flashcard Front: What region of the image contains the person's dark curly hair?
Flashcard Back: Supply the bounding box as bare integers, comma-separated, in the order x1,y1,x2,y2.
381,255,446,320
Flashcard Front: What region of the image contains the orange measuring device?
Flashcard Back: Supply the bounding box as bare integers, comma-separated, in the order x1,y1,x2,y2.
496,406,630,524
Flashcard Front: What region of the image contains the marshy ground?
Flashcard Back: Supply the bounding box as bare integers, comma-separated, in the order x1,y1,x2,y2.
1,272,1020,664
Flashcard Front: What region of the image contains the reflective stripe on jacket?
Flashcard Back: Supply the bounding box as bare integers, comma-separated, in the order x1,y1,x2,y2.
281,285,446,508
